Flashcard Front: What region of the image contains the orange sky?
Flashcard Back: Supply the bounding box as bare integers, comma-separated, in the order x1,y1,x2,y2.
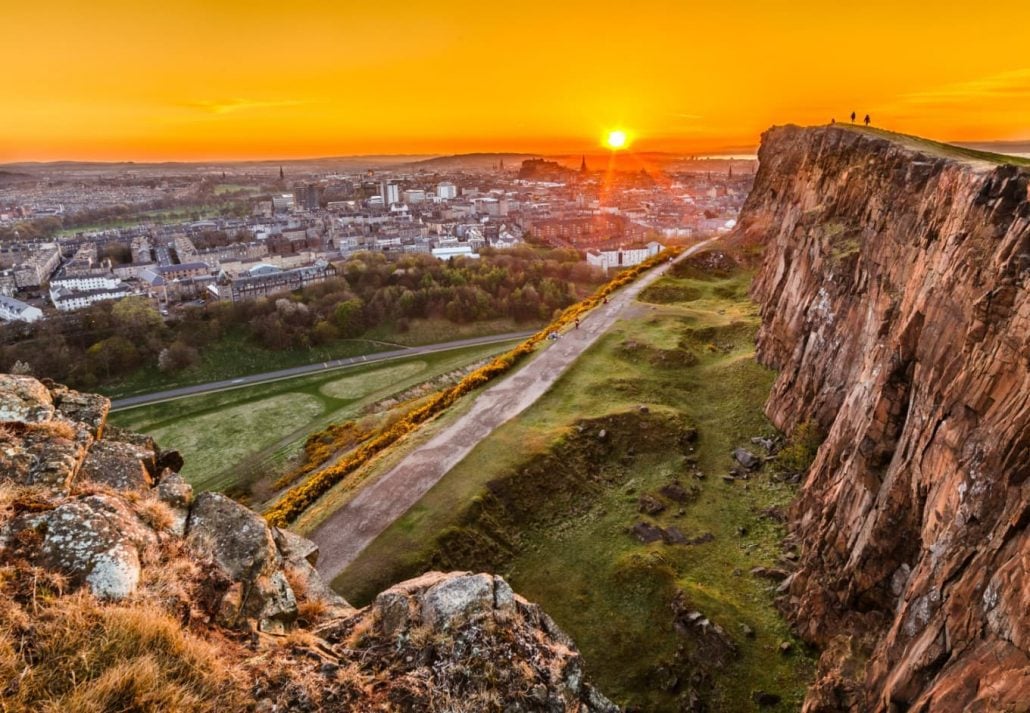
2,0,1029,162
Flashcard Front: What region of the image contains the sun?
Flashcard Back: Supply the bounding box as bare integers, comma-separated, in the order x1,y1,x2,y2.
605,130,628,150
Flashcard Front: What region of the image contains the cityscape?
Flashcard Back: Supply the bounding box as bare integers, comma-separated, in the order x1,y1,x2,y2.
0,1,1027,712
0,154,751,323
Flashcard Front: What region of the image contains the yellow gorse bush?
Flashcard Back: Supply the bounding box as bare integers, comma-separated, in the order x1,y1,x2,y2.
264,248,680,527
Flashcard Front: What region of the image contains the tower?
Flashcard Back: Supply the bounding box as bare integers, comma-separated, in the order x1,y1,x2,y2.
580,155,588,173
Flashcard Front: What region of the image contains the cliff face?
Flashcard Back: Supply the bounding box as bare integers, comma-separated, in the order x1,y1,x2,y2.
744,126,1029,711
0,374,616,712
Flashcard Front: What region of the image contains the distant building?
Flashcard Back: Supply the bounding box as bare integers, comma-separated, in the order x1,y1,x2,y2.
294,183,321,211
49,275,132,312
586,241,663,271
402,188,426,204
13,244,61,288
0,270,16,297
436,182,458,200
380,182,400,206
155,262,210,281
271,193,296,213
0,295,43,323
431,245,479,261
228,260,337,302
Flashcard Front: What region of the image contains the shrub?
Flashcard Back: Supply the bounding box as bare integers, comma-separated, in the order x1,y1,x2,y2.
774,419,823,475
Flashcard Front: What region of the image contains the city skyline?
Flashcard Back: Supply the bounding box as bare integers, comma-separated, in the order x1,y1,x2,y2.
3,0,1030,162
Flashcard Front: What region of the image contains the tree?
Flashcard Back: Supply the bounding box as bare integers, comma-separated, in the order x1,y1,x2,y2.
333,298,366,338
111,297,164,346
86,336,141,378
158,342,200,373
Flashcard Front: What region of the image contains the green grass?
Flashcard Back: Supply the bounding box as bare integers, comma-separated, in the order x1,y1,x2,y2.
98,318,537,400
838,125,1030,167
336,267,814,711
55,205,235,237
109,341,515,494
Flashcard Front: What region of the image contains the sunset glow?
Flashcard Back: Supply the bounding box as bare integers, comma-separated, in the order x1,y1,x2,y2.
2,0,1030,161
606,131,629,150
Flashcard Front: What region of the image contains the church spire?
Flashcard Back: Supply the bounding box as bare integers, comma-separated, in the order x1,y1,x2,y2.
580,155,588,173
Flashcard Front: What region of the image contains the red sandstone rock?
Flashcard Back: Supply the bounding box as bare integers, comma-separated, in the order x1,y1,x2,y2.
744,125,1030,711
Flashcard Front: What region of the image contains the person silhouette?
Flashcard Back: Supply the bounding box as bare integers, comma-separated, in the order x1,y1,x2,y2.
864,114,871,126
851,111,856,123
831,118,836,124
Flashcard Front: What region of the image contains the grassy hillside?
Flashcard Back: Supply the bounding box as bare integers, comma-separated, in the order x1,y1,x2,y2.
336,258,814,711
839,125,1030,167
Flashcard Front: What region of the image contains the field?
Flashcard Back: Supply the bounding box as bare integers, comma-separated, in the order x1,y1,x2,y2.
100,317,532,399
334,259,815,711
109,340,516,495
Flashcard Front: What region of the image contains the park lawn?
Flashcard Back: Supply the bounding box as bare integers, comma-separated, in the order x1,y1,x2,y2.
110,341,515,494
97,330,397,399
335,267,815,712
99,318,538,400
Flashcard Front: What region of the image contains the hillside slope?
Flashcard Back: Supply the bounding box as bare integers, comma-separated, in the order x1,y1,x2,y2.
743,125,1029,710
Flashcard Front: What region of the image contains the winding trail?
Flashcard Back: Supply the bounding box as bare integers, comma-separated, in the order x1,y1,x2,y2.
311,238,719,581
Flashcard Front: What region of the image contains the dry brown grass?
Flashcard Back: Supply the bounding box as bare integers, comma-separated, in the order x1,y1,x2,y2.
345,614,375,648
297,596,328,626
134,496,177,532
0,585,249,713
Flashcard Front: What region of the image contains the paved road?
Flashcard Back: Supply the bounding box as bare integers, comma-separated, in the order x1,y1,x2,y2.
311,238,720,582
109,331,535,411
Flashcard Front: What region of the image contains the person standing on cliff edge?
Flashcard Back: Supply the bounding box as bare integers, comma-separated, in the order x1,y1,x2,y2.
851,111,856,123
864,114,871,126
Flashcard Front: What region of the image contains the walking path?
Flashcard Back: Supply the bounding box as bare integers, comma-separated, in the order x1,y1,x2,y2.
311,238,719,580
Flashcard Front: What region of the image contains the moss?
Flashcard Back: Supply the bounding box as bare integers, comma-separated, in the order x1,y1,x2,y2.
774,419,824,476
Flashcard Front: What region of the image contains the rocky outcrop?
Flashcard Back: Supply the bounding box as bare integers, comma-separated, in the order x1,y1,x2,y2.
744,126,1029,710
0,375,617,711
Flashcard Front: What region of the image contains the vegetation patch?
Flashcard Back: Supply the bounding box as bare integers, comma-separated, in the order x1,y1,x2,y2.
320,361,428,400
639,282,703,304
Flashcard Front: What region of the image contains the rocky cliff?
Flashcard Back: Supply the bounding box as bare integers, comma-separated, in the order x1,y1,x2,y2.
744,126,1029,711
0,374,616,712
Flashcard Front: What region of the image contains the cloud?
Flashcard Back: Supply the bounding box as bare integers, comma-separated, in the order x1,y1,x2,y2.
898,68,1030,107
182,98,308,115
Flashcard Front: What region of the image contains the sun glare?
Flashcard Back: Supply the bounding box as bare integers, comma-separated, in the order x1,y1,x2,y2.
605,130,628,150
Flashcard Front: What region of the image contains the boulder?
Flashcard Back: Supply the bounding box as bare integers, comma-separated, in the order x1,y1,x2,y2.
49,382,109,437
0,374,56,423
8,493,157,600
630,521,665,543
186,492,298,629
79,439,155,492
732,447,761,470
155,470,194,535
638,494,666,515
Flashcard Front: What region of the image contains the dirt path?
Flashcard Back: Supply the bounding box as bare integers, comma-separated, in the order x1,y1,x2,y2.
310,238,719,581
